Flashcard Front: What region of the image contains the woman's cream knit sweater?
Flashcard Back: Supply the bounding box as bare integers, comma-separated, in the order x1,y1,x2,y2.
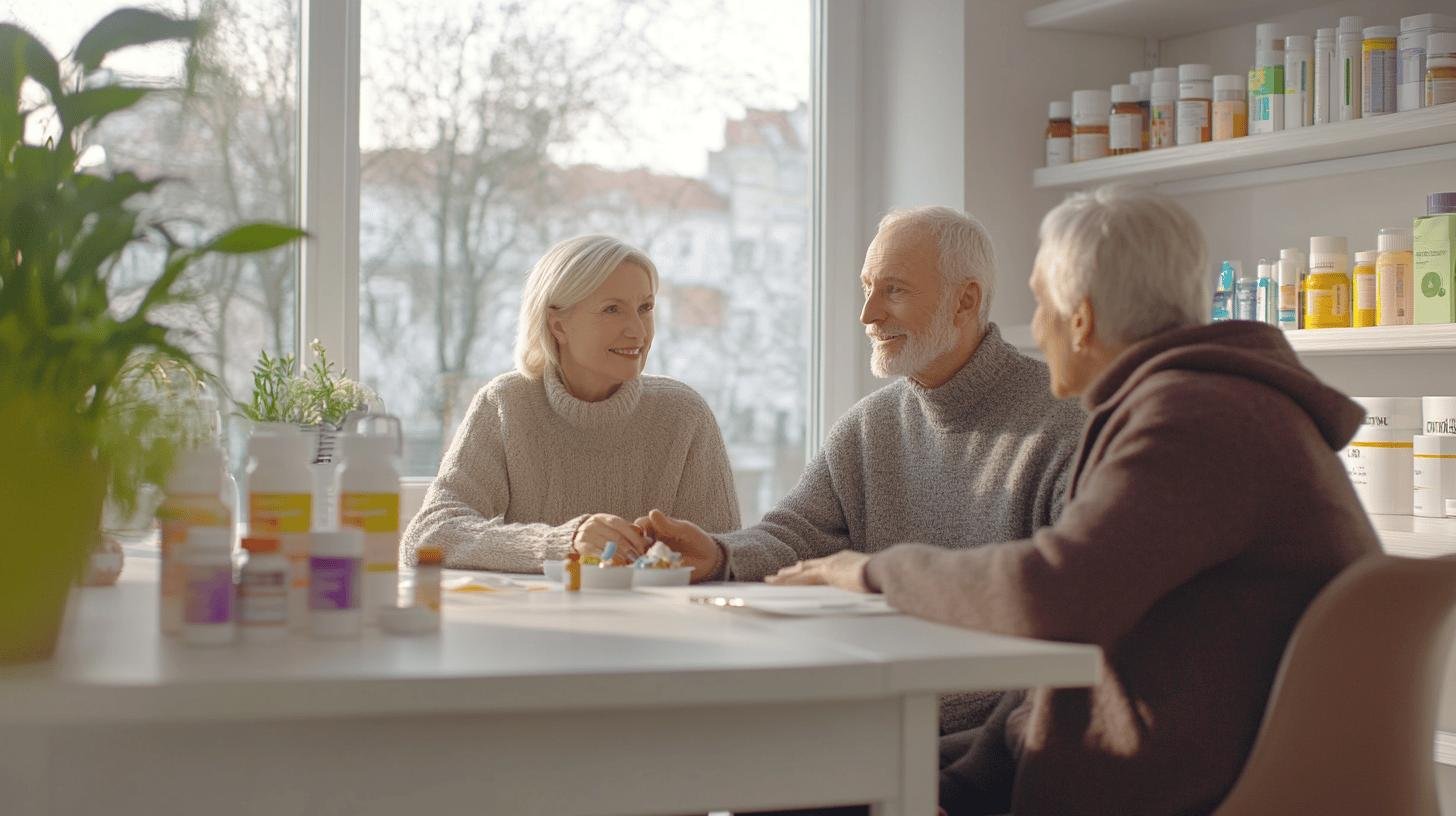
400,368,740,572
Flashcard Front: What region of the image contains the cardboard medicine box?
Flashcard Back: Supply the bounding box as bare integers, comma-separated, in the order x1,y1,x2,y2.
1415,213,1456,325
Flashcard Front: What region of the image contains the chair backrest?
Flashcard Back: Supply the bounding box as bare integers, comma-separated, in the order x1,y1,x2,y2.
1213,554,1456,816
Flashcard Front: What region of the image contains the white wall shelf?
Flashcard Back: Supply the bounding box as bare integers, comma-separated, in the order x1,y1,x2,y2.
1032,105,1456,194
1374,515,1456,560
1284,324,1456,356
1025,0,1344,40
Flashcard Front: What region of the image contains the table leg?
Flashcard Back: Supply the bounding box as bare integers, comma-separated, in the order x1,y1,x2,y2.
871,693,938,816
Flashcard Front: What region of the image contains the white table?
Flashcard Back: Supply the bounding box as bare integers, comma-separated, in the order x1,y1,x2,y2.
0,556,1099,816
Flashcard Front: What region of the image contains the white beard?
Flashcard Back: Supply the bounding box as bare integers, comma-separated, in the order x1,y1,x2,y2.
868,296,961,379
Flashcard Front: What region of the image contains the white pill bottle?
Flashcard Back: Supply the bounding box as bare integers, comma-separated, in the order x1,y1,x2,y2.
337,415,403,624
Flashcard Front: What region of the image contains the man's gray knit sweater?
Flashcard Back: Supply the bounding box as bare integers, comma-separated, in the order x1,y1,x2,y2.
718,324,1086,731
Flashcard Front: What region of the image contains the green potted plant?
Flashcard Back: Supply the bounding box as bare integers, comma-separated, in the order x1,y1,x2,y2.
238,338,378,465
0,9,305,663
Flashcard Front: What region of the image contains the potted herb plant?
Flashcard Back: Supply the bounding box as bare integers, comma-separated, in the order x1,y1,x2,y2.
0,9,305,663
238,339,378,465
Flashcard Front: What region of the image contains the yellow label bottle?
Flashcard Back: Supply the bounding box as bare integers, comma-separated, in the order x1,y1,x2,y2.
1306,236,1352,329
158,447,230,636
1352,250,1378,327
247,427,314,629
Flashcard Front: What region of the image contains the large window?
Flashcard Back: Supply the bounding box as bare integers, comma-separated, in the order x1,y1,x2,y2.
5,0,300,450
358,0,812,522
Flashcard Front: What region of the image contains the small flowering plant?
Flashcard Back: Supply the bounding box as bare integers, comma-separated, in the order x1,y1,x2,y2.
238,339,376,427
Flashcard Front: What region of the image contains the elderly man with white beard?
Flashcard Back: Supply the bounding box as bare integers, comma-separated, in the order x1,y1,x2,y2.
641,206,1085,734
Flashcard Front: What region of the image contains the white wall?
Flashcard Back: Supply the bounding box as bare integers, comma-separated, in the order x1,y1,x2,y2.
964,1,1144,336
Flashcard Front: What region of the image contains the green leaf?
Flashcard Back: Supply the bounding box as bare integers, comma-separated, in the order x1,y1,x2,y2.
74,9,202,74
0,24,61,103
203,222,306,255
55,86,152,134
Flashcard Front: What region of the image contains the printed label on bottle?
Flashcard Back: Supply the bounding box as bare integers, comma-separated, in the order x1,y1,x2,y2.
1307,282,1350,325
1378,260,1412,324
184,565,233,625
1356,272,1377,310
1175,100,1209,145
158,497,228,634
1364,46,1397,115
1071,132,1108,162
1109,113,1140,150
1430,78,1456,107
340,492,399,534
249,492,311,533
310,556,361,611
1150,103,1176,148
1046,137,1071,166
239,569,288,627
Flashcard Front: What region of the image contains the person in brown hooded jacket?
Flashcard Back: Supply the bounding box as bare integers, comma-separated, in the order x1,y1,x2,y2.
769,185,1381,815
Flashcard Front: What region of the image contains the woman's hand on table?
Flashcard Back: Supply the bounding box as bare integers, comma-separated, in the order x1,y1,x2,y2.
635,509,723,582
765,551,873,593
572,514,649,561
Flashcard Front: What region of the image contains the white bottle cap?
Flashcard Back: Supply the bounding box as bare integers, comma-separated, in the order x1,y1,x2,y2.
1315,28,1336,45
1257,261,1273,278
1285,34,1312,53
166,446,225,494
1338,16,1365,36
1378,228,1413,252
1152,66,1179,83
1130,70,1152,88
338,432,398,461
1400,14,1456,33
1049,100,1071,119
1309,235,1349,255
1363,26,1398,40
1355,250,1380,265
1178,63,1213,82
1071,89,1111,120
1150,80,1178,101
1280,247,1304,261
1214,74,1244,93
1256,22,1285,52
1111,83,1140,103
1429,33,1456,57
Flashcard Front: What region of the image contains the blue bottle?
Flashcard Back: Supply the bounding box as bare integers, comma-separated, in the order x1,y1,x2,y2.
1232,261,1258,321
1211,261,1235,321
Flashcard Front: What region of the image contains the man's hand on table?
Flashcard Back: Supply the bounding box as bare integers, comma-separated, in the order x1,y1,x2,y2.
635,509,724,582
765,551,873,594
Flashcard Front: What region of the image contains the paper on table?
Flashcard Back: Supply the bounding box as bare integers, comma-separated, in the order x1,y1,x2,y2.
641,583,895,617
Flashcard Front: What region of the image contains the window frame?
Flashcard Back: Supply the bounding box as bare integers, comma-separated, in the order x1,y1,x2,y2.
296,0,852,481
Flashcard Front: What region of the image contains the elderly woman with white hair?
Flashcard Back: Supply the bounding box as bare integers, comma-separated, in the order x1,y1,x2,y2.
401,234,739,573
775,186,1378,815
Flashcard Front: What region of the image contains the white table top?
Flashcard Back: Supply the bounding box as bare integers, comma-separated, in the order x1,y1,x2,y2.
0,555,1100,725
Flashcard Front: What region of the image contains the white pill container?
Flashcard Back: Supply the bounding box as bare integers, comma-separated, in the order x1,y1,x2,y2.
309,529,364,638
1344,397,1421,515
1423,396,1456,435
1414,435,1456,517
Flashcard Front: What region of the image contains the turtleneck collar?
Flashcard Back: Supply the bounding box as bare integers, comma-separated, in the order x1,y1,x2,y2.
907,323,1020,431
543,366,644,431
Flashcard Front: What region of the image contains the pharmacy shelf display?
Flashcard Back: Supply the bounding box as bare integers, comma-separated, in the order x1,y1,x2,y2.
1032,104,1456,194
1282,324,1456,355
1026,0,1352,40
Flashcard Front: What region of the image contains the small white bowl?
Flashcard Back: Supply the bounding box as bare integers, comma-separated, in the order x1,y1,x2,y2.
631,566,694,588
542,560,564,582
579,565,634,590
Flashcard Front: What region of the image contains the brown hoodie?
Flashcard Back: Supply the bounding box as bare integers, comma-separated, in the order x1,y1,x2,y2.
865,321,1380,816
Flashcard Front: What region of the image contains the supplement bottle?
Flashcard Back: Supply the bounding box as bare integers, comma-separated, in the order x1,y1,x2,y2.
337,415,403,624
247,425,313,630
1428,33,1456,106
1338,16,1365,121
414,544,443,628
182,526,235,647
238,536,289,642
1377,227,1415,326
1251,23,1286,134
1129,71,1152,149
1353,250,1379,328
1400,15,1456,111
1306,236,1352,329
1314,28,1336,124
1176,64,1213,145
1110,84,1142,156
1232,261,1258,321
1071,89,1111,162
1045,101,1072,167
1150,80,1178,149
1280,248,1308,329
1363,26,1399,116
1212,75,1247,141
1285,34,1314,129
1257,260,1277,324
309,529,364,638
158,445,230,636
1278,251,1301,330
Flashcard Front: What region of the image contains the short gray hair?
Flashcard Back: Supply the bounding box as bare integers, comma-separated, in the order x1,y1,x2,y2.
1035,186,1208,345
877,206,997,322
514,234,659,379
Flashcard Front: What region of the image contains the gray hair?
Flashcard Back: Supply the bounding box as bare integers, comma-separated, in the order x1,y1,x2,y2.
514,234,659,379
1034,185,1208,345
877,206,997,322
